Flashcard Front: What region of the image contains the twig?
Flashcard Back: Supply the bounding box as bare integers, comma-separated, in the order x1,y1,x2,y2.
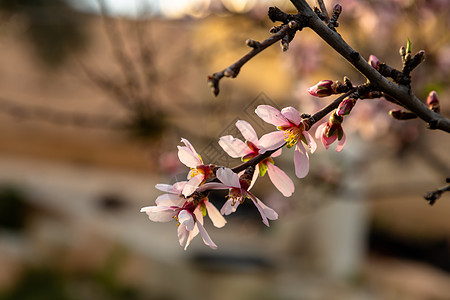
315,0,330,23
207,24,299,96
424,178,450,205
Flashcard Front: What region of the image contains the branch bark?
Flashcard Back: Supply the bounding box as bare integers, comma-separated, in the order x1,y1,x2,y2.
290,0,450,133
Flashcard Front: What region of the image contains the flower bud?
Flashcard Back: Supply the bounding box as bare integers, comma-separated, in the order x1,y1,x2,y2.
426,91,440,113
333,4,342,14
389,109,417,120
246,39,260,49
307,80,339,97
368,55,380,70
336,97,356,116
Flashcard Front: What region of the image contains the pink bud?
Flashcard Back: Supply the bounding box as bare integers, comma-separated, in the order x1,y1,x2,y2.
368,55,380,70
336,97,356,116
307,80,337,97
426,91,440,112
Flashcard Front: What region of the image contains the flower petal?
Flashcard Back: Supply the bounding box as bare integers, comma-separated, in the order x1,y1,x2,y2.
258,131,286,153
267,163,295,197
248,193,278,227
178,210,195,231
196,182,228,192
182,174,204,197
155,193,185,207
294,143,310,178
281,106,302,125
248,163,260,191
218,135,252,158
335,131,346,152
216,167,240,188
220,199,239,215
205,201,227,228
322,133,337,149
303,131,317,154
140,206,177,222
196,221,218,250
177,224,193,250
236,120,258,144
315,123,326,139
180,138,200,159
255,105,290,127
271,148,282,158
177,146,202,168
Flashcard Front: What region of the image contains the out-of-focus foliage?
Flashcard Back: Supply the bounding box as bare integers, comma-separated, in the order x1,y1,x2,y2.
0,0,87,68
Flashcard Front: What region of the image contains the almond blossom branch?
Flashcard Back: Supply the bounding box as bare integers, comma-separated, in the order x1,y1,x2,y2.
208,22,300,96
289,0,450,133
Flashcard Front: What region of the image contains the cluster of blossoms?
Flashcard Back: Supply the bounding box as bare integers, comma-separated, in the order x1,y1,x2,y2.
141,54,441,250
141,105,326,250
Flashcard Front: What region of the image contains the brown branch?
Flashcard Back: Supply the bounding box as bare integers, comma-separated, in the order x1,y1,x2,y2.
424,178,450,205
207,23,299,96
289,0,450,133
315,0,330,23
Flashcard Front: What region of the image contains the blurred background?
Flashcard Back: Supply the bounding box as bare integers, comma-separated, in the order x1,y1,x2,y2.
0,0,449,299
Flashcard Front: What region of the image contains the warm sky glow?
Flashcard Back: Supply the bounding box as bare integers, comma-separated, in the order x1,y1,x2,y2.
69,0,261,18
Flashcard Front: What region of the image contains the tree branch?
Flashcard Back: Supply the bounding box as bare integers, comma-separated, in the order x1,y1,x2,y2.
290,0,450,133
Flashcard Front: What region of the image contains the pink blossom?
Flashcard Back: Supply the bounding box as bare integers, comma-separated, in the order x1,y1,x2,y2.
219,120,294,197
141,181,226,250
177,138,215,197
255,105,317,178
315,114,346,152
200,168,278,227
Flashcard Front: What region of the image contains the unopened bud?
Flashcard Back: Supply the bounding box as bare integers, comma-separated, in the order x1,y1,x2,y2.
336,97,356,116
224,68,234,77
399,46,406,57
389,109,417,120
333,3,342,14
307,80,340,97
426,91,440,113
368,54,381,70
281,40,289,51
246,39,260,49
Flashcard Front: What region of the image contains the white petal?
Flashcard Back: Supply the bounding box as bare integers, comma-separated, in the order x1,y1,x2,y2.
177,146,201,168
281,106,302,125
182,174,204,197
205,201,227,228
178,210,195,231
258,131,286,153
180,138,200,158
220,199,239,215
177,224,193,250
303,131,317,154
294,143,310,178
248,193,278,224
236,120,258,144
155,184,175,193
196,221,218,250
155,193,185,207
219,135,252,158
267,163,295,197
140,206,177,222
216,167,240,188
248,163,259,191
255,105,290,127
